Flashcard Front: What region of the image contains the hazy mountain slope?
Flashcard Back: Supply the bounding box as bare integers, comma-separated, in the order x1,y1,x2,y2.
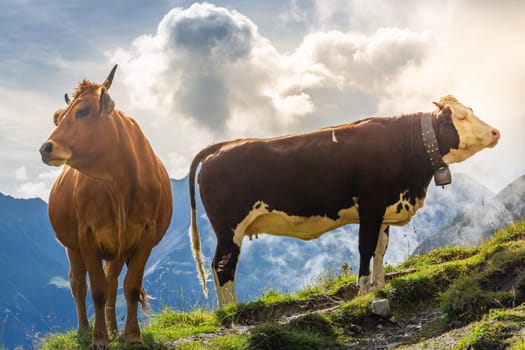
0,194,74,349
414,174,525,255
386,173,494,264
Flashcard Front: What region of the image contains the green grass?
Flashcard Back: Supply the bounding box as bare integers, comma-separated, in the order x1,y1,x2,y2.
438,224,525,329
40,330,86,350
398,245,479,270
144,308,219,342
174,334,249,350
41,329,163,350
329,293,375,327
41,308,218,350
41,221,525,349
248,323,324,350
455,308,525,350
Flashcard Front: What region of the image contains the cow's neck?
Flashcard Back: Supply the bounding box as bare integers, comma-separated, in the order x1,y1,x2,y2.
401,114,435,189
79,112,154,193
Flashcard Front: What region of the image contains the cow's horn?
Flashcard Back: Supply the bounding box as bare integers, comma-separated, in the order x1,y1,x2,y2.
102,64,118,90
64,93,70,105
432,101,445,109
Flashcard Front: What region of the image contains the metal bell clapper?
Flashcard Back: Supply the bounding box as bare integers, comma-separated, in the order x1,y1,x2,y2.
434,166,452,188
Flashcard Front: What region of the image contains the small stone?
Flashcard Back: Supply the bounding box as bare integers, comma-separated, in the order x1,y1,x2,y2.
371,298,392,318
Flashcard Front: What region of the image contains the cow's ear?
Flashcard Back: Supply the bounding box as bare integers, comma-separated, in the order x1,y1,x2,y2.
99,88,115,117
437,105,453,123
53,109,64,126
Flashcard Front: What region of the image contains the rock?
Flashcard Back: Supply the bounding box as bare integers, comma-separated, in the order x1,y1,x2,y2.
371,299,392,318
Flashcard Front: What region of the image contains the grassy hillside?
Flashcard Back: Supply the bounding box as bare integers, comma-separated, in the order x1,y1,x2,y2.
41,221,525,349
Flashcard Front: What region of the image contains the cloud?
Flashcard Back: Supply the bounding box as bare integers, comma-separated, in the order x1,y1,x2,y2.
13,168,62,200
15,166,27,181
48,276,70,290
16,181,48,200
135,1,521,191
110,3,430,179
279,0,309,24
167,152,192,179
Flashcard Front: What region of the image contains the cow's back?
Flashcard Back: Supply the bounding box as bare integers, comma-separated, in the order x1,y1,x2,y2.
198,117,415,225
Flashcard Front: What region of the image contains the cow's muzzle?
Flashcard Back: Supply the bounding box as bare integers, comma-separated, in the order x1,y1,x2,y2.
489,128,500,148
39,140,69,166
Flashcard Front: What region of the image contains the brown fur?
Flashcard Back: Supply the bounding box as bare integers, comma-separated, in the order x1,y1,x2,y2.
189,96,500,308
40,67,172,348
72,80,99,99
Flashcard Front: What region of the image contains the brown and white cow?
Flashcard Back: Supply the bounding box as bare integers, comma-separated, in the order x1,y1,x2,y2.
188,95,499,308
39,66,173,348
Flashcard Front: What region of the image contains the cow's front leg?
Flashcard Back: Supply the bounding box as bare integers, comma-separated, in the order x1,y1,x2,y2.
357,204,385,295
84,256,108,349
104,259,125,337
371,225,389,290
66,248,89,335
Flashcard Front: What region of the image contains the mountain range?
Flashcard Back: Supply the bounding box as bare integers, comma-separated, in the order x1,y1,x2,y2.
0,194,75,349
414,174,525,255
0,173,524,349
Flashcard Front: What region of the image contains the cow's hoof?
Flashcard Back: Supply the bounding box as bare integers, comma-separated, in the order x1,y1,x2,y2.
374,281,385,291
357,276,373,295
124,334,142,345
90,343,107,350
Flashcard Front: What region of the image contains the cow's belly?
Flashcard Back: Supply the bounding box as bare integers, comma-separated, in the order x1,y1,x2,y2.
235,201,359,244
247,212,343,240
234,191,425,245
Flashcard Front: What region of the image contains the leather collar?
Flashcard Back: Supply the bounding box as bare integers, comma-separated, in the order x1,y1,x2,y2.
421,113,451,187
421,113,447,170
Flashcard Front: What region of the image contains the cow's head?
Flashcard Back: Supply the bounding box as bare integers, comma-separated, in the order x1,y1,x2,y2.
433,95,500,164
40,65,118,171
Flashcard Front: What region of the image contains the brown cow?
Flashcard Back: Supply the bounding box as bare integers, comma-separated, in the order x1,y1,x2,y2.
39,65,172,348
188,95,500,308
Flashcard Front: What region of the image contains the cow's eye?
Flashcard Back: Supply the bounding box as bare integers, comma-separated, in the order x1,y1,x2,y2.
75,107,90,119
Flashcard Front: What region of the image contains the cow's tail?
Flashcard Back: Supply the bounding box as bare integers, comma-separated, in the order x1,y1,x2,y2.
189,142,228,299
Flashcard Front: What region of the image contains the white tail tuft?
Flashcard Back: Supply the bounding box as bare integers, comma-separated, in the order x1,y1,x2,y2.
189,208,208,298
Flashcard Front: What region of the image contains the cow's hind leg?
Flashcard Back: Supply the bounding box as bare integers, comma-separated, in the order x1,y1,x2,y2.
371,224,389,290
81,252,109,349
66,248,89,336
212,237,241,308
123,245,152,344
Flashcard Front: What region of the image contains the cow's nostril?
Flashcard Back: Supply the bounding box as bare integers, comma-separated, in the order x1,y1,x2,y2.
40,142,53,155
492,129,501,139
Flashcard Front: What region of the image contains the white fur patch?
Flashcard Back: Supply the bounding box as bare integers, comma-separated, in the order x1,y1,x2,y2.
372,225,389,290
213,270,238,308
439,96,499,164
233,199,360,245
332,130,338,143
234,192,423,243
358,275,371,295
383,191,424,226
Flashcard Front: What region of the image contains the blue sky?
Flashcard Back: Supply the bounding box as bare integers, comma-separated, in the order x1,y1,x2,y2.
1,0,524,200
